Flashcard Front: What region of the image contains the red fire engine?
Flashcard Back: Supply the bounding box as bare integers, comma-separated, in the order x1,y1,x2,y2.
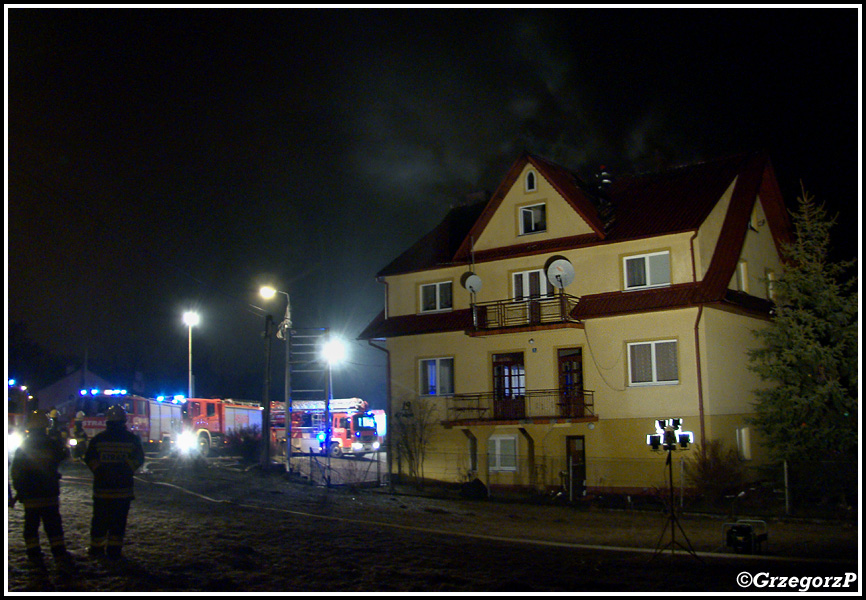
278,398,380,458
67,390,184,452
180,397,263,455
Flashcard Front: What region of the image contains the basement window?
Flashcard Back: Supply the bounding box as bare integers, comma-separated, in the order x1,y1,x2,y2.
488,434,518,472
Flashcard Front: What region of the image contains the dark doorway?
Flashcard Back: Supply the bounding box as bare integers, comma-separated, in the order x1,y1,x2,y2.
558,347,584,417
566,435,587,499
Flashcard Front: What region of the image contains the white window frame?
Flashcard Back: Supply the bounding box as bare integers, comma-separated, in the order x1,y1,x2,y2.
623,251,671,290
627,339,679,386
765,269,777,302
735,260,749,293
419,281,453,313
488,434,518,472
419,357,454,396
512,269,555,301
519,203,546,235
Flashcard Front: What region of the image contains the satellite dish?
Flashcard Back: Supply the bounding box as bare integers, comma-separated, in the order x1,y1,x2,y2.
461,272,483,294
546,257,575,289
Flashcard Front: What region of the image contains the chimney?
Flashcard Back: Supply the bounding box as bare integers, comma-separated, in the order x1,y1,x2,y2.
593,166,616,232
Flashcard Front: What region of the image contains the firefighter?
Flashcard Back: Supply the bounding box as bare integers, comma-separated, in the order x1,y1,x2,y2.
84,405,145,560
10,410,72,568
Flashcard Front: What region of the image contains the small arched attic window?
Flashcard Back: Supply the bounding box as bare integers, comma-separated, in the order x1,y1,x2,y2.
525,170,537,192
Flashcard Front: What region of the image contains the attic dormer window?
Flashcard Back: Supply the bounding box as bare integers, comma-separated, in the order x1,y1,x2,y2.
525,171,537,192
520,203,546,235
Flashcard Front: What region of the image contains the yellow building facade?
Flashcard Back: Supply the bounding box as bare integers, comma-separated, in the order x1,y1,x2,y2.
361,152,791,495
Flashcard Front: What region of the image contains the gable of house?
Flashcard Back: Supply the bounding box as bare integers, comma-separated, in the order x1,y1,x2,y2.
360,151,790,340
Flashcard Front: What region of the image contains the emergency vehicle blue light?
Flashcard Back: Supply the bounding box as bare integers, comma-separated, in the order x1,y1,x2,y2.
316,431,326,443
8,379,15,386
173,395,185,403
91,389,100,396
80,389,89,396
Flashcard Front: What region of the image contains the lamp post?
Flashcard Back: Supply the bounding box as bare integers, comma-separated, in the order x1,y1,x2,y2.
321,335,347,487
182,311,200,398
260,286,292,471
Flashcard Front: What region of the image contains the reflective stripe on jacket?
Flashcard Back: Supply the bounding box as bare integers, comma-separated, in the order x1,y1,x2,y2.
84,424,145,500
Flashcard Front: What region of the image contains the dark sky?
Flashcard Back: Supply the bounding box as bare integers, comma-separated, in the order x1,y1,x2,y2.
6,8,861,408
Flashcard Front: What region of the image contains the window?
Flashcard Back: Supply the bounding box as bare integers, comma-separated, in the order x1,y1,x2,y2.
623,251,671,290
628,340,679,385
419,357,454,396
489,435,518,472
420,281,452,312
519,203,546,235
765,269,777,302
525,171,537,192
735,260,749,293
512,269,555,300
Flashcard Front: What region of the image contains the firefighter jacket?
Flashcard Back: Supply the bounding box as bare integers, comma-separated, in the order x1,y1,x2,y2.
11,431,68,509
84,423,145,500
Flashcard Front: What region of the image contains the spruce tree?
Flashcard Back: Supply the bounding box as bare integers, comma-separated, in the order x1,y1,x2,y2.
747,186,858,462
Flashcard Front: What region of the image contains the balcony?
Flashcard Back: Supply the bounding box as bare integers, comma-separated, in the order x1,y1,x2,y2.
471,294,580,332
444,388,595,424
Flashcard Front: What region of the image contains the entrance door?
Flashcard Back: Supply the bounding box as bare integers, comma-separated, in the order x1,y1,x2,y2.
492,352,525,419
558,348,584,417
566,435,587,499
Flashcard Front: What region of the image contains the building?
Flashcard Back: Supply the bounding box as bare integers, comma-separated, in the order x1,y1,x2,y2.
35,368,118,419
359,151,791,495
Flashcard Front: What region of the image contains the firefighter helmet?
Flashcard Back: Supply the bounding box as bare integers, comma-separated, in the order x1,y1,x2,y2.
27,410,50,431
105,405,127,423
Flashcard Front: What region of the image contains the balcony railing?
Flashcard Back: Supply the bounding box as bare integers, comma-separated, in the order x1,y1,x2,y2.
445,388,595,422
472,294,579,330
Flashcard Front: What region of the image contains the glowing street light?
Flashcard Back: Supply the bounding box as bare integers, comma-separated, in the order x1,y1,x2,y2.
321,334,347,486
182,311,200,398
321,336,347,366
260,285,293,470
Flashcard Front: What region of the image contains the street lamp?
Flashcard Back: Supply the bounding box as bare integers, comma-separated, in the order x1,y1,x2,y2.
320,335,347,486
260,286,292,470
182,311,200,398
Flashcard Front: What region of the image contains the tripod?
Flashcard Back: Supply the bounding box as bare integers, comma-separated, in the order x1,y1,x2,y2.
651,448,701,562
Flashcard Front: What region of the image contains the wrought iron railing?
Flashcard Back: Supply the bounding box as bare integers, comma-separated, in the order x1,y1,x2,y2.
471,294,579,330
445,388,595,422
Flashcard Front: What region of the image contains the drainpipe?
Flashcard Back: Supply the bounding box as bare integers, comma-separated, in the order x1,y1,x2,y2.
368,339,392,491
690,231,707,454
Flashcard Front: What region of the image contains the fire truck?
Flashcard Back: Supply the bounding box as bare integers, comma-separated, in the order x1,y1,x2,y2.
181,397,263,455
67,390,184,452
278,398,380,458
7,380,35,455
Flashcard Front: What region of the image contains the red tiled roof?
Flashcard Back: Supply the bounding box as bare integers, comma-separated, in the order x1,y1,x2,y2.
572,283,700,319
377,202,486,277
360,151,790,339
358,308,474,340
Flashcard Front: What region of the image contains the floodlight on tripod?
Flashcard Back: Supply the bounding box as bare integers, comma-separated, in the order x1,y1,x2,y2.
647,418,694,451
646,417,700,562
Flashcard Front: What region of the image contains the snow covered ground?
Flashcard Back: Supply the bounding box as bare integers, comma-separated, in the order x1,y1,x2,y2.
6,455,860,593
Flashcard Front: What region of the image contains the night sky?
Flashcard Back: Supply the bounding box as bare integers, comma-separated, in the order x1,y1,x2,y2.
7,8,861,409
